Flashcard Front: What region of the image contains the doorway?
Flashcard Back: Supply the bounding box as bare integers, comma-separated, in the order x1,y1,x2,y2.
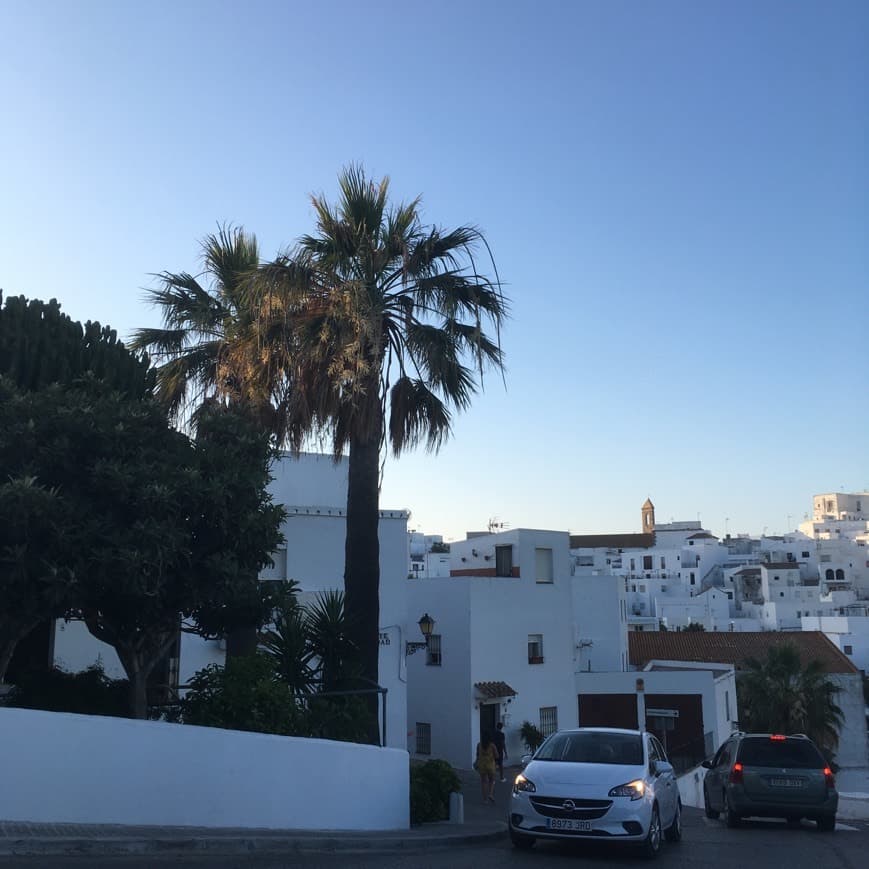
479,702,498,739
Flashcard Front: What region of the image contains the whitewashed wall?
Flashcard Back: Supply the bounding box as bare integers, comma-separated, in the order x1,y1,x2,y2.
0,708,409,830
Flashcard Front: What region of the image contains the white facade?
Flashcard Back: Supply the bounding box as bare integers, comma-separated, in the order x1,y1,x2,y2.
0,707,409,829
801,614,869,673
407,529,582,769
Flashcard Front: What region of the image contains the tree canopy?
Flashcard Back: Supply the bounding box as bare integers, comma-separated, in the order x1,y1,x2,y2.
737,643,844,761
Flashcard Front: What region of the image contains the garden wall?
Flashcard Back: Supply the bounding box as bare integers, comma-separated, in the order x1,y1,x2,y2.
0,707,409,830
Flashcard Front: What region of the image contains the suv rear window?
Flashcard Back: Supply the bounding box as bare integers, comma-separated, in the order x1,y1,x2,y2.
737,738,825,769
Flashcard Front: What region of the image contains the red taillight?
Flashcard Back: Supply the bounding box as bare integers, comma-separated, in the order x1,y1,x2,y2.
729,762,744,785
770,734,787,741
824,767,836,789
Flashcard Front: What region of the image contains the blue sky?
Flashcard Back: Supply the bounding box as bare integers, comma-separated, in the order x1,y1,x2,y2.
1,0,866,541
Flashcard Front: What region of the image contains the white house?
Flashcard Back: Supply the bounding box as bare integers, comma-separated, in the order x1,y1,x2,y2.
406,525,735,773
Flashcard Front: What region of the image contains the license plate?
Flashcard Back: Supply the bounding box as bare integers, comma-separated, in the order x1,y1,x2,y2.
770,778,803,788
547,818,592,831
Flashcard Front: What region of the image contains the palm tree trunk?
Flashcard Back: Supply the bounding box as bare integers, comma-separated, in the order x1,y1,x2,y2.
345,428,382,745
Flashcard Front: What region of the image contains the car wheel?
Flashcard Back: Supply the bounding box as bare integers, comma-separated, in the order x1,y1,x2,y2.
704,787,719,820
816,815,836,833
665,799,682,842
509,826,535,849
641,804,662,858
723,792,740,828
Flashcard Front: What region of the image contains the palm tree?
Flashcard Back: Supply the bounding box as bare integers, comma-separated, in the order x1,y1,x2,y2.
737,643,844,760
253,166,508,742
132,226,284,658
130,225,277,430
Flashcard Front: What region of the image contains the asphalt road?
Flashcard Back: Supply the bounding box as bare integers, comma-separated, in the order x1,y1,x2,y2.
2,810,869,869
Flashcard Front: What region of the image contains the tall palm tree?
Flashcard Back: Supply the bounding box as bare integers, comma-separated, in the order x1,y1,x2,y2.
131,225,277,430
253,166,508,742
738,643,844,760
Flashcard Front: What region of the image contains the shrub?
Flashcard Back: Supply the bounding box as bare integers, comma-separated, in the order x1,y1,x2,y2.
410,759,461,825
520,720,544,753
180,655,304,735
3,663,129,717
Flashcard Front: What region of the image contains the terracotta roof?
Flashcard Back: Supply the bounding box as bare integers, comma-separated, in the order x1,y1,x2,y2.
570,533,655,550
688,532,718,540
474,681,517,699
734,567,761,576
629,631,858,674
762,562,800,569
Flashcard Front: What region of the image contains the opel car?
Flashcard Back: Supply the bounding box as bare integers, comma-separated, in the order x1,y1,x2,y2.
508,727,682,857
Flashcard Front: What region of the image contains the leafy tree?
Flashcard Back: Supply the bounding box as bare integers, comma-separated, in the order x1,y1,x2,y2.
2,378,283,717
0,295,153,680
737,643,844,760
254,166,507,741
0,453,72,682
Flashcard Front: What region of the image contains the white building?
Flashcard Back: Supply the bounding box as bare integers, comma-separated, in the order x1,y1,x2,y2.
406,525,734,773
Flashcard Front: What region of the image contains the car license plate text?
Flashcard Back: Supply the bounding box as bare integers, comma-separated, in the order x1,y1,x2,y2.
770,778,803,788
547,818,592,831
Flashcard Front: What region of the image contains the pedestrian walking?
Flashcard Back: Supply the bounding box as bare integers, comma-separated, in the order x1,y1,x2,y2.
494,721,508,782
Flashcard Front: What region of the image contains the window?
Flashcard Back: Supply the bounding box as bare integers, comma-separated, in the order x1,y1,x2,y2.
630,558,636,571
660,557,666,569
639,584,646,593
415,722,431,754
835,569,845,580
495,545,513,577
528,634,544,664
844,644,853,655
802,551,810,558
690,573,696,585
826,569,834,580
535,547,554,583
643,555,653,570
426,634,442,666
539,706,558,738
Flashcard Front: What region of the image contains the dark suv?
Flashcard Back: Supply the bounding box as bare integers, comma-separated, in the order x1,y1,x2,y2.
702,733,838,831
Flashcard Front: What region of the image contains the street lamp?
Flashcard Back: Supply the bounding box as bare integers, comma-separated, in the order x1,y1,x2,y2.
405,613,435,655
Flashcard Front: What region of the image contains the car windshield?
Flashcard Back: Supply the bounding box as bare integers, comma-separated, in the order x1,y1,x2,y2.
737,738,825,769
535,731,644,765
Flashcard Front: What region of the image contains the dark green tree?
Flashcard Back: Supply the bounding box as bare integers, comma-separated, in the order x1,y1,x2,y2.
0,292,152,396
737,643,844,760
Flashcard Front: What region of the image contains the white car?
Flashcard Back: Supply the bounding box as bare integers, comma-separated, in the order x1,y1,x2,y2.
508,727,681,857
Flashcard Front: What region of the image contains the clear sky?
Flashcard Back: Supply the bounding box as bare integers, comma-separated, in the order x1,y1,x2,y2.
1,0,866,541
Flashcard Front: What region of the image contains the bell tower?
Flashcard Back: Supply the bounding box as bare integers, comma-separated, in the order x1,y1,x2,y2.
641,498,655,533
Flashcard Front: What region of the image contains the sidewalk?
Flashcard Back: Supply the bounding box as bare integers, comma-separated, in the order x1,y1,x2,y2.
0,767,510,858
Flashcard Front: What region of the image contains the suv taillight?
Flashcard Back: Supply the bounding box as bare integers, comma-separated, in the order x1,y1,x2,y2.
729,762,744,785
824,767,835,789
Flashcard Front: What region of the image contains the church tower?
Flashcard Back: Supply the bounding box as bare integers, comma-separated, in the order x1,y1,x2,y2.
641,498,655,533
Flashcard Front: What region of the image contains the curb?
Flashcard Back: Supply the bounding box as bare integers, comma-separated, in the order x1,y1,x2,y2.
0,824,507,858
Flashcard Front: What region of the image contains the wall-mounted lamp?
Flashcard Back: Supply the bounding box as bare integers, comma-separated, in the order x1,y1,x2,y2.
472,548,479,557
406,612,435,656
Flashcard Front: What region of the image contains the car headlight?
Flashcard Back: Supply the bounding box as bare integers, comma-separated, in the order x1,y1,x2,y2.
608,780,645,800
513,774,536,794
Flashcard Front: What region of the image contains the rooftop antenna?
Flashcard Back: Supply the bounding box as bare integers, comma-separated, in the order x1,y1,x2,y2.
487,516,508,534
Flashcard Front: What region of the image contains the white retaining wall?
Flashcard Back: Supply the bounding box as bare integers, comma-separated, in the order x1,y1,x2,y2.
0,708,409,830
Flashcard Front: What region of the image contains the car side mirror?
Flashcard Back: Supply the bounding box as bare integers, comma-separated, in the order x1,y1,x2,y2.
701,759,713,770
655,760,673,776
520,754,532,767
